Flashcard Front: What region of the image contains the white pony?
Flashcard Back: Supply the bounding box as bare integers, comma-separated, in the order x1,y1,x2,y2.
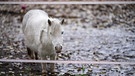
22,9,64,73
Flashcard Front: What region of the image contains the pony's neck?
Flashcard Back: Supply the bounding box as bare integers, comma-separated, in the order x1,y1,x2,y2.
42,32,53,46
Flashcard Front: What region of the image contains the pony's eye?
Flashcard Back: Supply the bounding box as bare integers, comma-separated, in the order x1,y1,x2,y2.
61,32,64,34
50,32,52,35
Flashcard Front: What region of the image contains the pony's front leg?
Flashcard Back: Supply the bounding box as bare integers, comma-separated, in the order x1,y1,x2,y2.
49,54,56,72
41,56,47,74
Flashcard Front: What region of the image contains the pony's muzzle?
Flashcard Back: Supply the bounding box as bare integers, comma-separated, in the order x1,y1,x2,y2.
55,44,62,53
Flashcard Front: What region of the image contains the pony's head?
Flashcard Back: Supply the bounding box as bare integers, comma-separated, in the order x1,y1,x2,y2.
40,18,64,53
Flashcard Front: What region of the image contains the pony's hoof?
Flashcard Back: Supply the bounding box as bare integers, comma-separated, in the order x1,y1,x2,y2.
42,70,47,74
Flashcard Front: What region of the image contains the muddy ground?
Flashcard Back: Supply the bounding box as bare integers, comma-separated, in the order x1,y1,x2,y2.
0,4,135,76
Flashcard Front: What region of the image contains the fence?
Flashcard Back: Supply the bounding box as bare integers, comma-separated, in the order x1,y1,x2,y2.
0,1,135,66
0,59,135,65
0,1,135,4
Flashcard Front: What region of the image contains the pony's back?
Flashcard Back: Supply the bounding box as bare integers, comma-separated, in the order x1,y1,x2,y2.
22,9,49,51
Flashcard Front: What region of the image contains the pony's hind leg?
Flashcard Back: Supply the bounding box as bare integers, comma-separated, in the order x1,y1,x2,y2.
34,51,38,60
27,47,34,59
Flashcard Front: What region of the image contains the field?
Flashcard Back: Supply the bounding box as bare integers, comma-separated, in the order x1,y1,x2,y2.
0,4,135,76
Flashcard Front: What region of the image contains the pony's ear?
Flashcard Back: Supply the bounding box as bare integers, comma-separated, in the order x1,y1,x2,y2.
48,19,51,26
40,30,44,43
61,19,64,25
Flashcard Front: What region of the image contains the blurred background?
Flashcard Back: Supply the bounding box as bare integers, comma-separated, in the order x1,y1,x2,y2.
0,1,135,76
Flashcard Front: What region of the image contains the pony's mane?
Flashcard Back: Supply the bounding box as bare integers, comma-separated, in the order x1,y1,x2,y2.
49,18,61,24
